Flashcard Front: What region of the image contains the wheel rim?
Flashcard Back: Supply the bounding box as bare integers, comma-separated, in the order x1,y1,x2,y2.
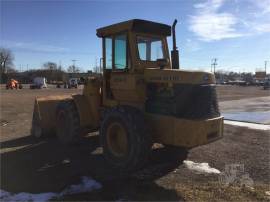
107,122,128,157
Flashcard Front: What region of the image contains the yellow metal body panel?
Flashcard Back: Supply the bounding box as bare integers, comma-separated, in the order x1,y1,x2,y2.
72,94,93,127
145,113,223,148
97,20,135,37
96,19,170,38
74,78,101,129
34,77,102,134
106,69,215,106
110,73,145,103
144,68,215,85
34,95,71,133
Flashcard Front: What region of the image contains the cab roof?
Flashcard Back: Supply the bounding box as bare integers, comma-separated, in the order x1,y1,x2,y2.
96,19,171,37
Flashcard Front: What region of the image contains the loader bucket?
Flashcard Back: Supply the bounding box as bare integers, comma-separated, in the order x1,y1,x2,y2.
33,95,72,135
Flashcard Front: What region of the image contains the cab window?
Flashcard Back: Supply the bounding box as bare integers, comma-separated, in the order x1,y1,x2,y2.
137,36,164,61
114,34,127,69
104,34,128,70
105,37,112,69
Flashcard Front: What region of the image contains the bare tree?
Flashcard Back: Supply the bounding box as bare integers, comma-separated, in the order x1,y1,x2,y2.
67,65,80,73
41,61,66,82
43,62,57,70
0,48,15,74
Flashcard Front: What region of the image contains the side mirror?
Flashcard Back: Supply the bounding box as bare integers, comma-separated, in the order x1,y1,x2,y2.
157,58,168,69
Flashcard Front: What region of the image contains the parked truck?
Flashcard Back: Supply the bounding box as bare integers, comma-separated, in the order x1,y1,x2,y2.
30,77,47,89
64,78,78,89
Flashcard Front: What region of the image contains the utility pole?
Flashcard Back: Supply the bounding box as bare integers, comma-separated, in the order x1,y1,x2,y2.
211,58,218,73
95,57,98,73
71,59,77,73
265,61,268,73
99,57,103,74
72,59,77,67
59,60,62,70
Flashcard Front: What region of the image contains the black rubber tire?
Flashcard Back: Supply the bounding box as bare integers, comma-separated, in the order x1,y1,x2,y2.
100,106,152,172
31,109,43,138
56,100,80,145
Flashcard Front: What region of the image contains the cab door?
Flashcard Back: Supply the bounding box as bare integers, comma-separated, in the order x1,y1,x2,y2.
103,33,131,106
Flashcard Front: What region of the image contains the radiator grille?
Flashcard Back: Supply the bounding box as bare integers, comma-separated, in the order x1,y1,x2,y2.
145,84,220,119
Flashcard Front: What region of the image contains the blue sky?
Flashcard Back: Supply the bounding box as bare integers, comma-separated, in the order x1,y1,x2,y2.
1,0,270,73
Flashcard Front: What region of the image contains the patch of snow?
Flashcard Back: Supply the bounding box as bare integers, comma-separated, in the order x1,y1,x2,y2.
223,111,270,124
0,190,57,202
184,160,221,174
246,186,254,191
60,176,102,196
265,191,270,196
224,120,270,131
0,176,101,202
0,190,11,199
62,159,71,164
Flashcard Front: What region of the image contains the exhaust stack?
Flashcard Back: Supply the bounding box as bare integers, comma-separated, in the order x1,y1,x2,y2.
171,19,179,69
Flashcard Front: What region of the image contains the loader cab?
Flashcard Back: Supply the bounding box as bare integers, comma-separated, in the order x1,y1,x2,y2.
96,19,172,105
97,19,171,71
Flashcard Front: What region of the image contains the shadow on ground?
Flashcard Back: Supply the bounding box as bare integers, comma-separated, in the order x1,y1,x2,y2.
0,134,188,201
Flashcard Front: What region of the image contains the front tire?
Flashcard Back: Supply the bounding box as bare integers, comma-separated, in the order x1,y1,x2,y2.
100,106,152,171
56,100,80,145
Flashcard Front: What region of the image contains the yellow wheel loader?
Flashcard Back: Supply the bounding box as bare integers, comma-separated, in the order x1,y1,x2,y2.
31,19,223,171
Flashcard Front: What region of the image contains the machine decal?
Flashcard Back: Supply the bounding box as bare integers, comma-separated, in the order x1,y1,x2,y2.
149,76,180,82
113,77,127,82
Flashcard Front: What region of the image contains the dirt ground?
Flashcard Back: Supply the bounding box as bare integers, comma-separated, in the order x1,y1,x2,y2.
216,85,269,101
0,84,270,201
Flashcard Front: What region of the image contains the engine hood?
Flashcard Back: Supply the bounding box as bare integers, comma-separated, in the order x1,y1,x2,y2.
144,68,215,85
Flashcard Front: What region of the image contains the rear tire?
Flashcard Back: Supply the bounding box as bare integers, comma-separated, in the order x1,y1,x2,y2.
100,106,152,171
56,100,80,145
